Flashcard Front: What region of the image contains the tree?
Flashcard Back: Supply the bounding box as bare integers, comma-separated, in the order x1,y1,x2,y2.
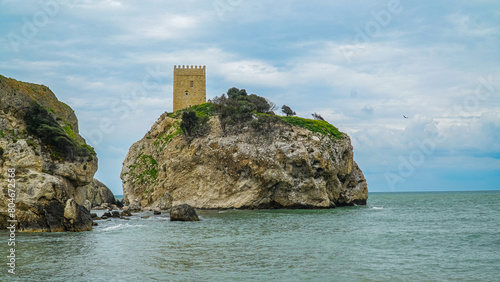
180,111,198,137
281,105,296,116
180,111,210,141
312,112,325,121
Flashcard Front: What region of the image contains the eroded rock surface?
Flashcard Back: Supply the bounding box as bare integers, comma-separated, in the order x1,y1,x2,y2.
0,75,99,232
121,111,368,210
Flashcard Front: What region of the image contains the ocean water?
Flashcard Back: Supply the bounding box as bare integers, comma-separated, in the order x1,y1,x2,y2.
2,191,499,281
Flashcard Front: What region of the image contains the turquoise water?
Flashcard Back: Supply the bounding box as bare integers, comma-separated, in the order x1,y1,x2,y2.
2,191,500,281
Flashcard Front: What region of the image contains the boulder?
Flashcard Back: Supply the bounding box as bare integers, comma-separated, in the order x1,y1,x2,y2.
111,211,120,218
80,178,116,208
121,210,132,217
64,199,78,220
170,204,200,222
83,200,92,212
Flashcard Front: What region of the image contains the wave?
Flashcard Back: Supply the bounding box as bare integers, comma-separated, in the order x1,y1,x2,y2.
371,206,384,210
99,223,144,232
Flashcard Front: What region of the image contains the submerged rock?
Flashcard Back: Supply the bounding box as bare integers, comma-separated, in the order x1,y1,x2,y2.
170,204,200,221
121,210,132,217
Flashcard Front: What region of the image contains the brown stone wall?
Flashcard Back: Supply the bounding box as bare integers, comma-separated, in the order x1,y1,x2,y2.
173,65,206,112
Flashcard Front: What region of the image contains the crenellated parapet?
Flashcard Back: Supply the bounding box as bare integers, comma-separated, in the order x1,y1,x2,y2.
174,65,205,76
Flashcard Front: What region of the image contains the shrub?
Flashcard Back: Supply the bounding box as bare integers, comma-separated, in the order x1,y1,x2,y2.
250,114,285,135
281,105,296,116
210,87,277,135
24,100,94,161
180,111,210,141
312,112,325,121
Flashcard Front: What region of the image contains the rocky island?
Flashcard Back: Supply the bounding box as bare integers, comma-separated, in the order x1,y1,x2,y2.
121,88,367,210
0,75,114,232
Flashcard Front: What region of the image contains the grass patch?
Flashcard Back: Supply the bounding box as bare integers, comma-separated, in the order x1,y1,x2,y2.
63,124,76,139
280,116,343,140
167,103,215,118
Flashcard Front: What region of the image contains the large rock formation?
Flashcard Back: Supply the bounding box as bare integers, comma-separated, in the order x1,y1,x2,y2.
0,75,98,232
121,109,368,210
79,178,116,208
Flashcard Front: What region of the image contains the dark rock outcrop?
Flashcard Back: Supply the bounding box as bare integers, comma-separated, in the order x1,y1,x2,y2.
121,210,132,217
170,204,200,221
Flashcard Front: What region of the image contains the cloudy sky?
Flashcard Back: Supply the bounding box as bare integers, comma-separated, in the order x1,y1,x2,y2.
1,0,499,194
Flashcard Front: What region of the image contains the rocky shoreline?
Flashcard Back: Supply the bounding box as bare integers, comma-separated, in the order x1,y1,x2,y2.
1,76,367,232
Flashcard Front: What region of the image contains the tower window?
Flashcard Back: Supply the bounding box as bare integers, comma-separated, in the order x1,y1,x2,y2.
190,81,194,88
185,90,189,96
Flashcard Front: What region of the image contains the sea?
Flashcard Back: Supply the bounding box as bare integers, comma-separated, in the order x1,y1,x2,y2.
2,191,499,281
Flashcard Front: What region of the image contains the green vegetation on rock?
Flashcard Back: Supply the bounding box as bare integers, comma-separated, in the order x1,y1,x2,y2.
128,154,159,185
166,87,343,140
167,103,215,119
153,121,182,149
280,116,343,140
180,111,210,139
63,124,77,139
24,100,95,161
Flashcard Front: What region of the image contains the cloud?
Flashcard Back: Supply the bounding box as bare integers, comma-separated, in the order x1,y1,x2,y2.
447,13,499,37
76,0,124,9
1,0,499,192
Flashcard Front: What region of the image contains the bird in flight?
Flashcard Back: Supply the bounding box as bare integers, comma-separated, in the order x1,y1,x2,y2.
403,115,408,119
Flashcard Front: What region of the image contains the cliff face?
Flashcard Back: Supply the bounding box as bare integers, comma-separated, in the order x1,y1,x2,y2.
0,75,99,232
121,112,368,210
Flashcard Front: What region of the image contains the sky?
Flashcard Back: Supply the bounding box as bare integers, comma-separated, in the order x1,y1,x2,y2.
1,0,499,194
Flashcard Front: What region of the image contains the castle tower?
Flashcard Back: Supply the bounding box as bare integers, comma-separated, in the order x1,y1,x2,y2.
173,65,206,112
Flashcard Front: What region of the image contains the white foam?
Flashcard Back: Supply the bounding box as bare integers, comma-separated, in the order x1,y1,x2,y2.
99,223,144,232
371,207,384,210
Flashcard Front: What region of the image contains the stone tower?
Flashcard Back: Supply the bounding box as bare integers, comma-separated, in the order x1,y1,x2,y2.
173,65,206,112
